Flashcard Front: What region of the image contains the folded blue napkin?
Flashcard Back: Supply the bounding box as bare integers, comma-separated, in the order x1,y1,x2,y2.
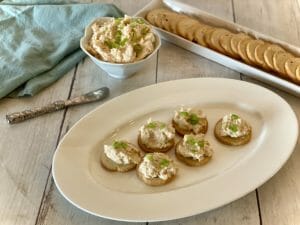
0,1,123,99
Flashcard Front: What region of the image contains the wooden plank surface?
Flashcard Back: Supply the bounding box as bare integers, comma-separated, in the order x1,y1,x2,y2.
0,69,74,225
154,1,259,225
233,1,300,225
0,0,299,225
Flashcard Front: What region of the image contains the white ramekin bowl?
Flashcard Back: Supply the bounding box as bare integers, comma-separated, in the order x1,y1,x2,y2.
80,17,161,79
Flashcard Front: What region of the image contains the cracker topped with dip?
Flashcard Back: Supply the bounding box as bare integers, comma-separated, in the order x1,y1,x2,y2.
137,152,177,186
88,16,156,63
138,119,175,153
101,140,143,172
172,107,208,136
175,134,213,166
214,113,252,146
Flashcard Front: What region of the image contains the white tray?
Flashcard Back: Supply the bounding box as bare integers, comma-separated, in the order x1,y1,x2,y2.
135,0,300,97
52,78,298,222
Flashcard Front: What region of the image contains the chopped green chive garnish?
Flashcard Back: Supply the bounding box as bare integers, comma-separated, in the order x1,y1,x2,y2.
160,124,166,129
113,141,128,149
120,37,128,46
114,18,122,24
141,27,149,35
187,113,199,125
198,140,205,148
146,122,157,129
146,154,154,161
231,114,239,120
179,111,189,117
135,18,145,24
160,159,170,168
229,124,238,132
186,137,196,146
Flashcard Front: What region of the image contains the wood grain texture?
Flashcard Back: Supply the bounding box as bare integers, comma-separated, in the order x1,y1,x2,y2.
150,192,259,225
1,1,299,225
0,69,74,225
154,1,259,225
35,0,156,224
233,1,300,225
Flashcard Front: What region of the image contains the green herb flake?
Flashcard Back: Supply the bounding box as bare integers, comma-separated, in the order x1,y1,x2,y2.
114,18,122,24
187,113,199,125
135,18,145,24
113,141,128,149
186,137,196,146
104,40,119,49
160,159,170,168
146,122,157,129
160,123,166,129
120,37,128,47
229,124,238,132
231,114,239,120
179,111,189,117
191,149,197,153
141,27,149,35
146,154,154,161
197,140,205,148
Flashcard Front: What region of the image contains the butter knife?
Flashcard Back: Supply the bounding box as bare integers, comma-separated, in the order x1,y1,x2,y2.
6,87,109,124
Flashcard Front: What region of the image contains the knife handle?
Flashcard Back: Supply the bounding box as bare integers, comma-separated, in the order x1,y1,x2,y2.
6,100,66,124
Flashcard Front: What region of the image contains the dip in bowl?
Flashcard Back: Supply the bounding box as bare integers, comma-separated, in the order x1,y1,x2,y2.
80,16,161,79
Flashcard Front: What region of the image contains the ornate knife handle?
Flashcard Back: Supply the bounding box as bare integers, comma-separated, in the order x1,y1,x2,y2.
6,100,66,124
6,87,109,125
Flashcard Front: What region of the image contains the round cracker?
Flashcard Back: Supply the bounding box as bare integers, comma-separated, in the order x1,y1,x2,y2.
295,67,300,84
254,43,271,70
146,8,171,26
175,141,212,167
194,25,214,47
219,32,239,58
160,11,185,33
138,134,174,153
186,23,203,41
273,51,294,76
172,118,208,136
168,14,187,34
237,38,254,65
176,17,200,40
214,119,252,146
263,44,285,70
230,33,251,56
204,27,217,47
246,39,265,64
209,28,231,54
284,57,300,82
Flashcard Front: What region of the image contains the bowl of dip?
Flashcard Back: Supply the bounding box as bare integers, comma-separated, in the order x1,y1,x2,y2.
80,16,161,79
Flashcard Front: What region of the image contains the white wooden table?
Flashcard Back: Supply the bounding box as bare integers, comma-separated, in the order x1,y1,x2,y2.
1,1,299,225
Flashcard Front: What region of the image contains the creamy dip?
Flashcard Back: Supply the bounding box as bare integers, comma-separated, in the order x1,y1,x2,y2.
139,119,175,149
177,134,213,161
88,15,156,63
220,113,251,138
104,140,141,165
138,153,177,180
173,107,207,133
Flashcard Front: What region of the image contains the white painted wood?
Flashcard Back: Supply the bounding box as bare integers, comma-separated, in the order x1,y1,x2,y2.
35,1,156,224
1,0,299,225
153,1,259,225
234,1,300,225
0,69,74,225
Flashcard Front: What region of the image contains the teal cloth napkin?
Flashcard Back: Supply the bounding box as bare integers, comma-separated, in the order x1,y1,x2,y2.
0,1,123,99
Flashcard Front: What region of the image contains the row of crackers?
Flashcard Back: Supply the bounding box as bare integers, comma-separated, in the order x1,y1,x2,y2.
146,8,300,85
